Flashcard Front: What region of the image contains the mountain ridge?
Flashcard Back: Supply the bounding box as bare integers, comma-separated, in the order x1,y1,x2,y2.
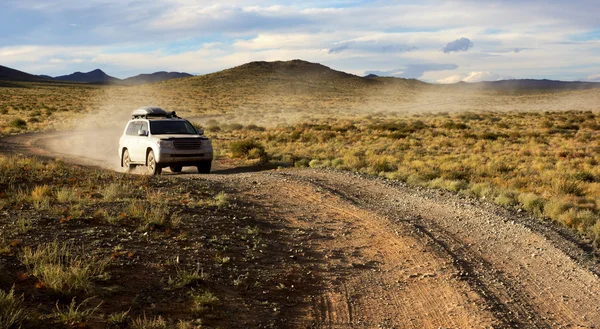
1,61,599,91
53,69,120,84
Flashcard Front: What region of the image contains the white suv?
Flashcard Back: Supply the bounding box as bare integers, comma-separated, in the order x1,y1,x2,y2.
119,107,213,175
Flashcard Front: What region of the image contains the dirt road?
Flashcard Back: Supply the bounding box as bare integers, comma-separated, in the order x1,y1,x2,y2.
3,130,600,328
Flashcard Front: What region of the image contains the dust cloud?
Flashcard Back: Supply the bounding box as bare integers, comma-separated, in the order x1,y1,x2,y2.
45,85,163,171
44,80,600,172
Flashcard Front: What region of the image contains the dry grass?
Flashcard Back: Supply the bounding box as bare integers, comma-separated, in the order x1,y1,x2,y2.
214,110,600,244
167,265,206,290
0,287,29,329
131,314,167,329
52,297,101,327
20,240,109,296
0,153,294,327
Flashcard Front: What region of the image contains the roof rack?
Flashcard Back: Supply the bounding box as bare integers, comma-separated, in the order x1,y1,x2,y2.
131,107,179,119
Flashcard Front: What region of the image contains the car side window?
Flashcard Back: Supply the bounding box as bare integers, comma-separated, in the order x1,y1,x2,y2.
141,122,148,135
126,122,137,136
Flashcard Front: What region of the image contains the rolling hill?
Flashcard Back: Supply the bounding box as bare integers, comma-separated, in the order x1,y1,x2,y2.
0,65,49,82
53,69,120,84
122,71,192,85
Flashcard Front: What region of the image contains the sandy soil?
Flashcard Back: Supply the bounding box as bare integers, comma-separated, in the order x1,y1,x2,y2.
3,130,600,329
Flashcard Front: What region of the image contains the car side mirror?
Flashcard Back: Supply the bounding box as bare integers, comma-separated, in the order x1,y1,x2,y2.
197,128,204,135
138,129,148,136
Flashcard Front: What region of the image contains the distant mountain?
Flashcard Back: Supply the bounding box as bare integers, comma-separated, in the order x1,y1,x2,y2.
0,65,49,82
53,69,120,84
454,79,600,91
165,59,380,92
122,71,193,85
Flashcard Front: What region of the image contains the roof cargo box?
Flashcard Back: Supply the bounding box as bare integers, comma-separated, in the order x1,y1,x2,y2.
132,107,178,119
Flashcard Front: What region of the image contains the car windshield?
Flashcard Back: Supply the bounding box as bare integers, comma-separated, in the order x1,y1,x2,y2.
150,121,197,135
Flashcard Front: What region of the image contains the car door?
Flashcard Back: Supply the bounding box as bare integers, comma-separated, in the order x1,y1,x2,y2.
133,121,150,162
122,122,139,162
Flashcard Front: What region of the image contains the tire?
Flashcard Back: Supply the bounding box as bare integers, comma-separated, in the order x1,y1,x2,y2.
170,165,182,173
197,161,211,174
122,149,134,173
147,150,162,175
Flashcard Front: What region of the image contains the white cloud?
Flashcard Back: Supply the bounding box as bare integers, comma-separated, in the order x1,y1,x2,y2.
436,72,512,84
588,74,600,81
366,64,458,79
437,71,511,84
2,0,600,80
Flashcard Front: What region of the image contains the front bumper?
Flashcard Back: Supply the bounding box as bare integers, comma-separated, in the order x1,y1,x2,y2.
157,150,213,164
156,149,213,164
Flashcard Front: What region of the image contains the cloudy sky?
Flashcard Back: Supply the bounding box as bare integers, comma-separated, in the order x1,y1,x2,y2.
1,0,599,83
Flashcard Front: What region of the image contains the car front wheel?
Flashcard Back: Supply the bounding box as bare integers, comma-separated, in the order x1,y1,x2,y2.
122,149,135,172
147,150,162,175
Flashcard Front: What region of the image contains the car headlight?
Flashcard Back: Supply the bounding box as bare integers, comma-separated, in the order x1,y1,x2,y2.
157,140,174,148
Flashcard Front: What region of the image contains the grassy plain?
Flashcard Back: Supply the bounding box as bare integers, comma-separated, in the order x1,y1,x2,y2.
212,111,600,246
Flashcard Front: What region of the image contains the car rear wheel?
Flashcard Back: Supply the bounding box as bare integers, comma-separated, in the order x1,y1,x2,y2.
197,161,211,174
122,149,135,172
170,165,182,173
147,150,162,175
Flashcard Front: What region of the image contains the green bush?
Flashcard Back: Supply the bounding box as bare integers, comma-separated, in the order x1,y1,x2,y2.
9,118,27,129
294,158,310,168
229,139,267,161
518,193,545,217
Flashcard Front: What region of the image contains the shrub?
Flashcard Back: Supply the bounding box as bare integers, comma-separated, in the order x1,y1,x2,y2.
369,156,397,173
294,158,310,168
103,183,128,201
442,120,469,130
553,178,585,196
331,158,344,168
52,297,101,327
9,118,27,129
56,187,80,203
308,159,323,168
229,139,267,160
213,191,229,208
573,171,597,182
590,221,600,248
429,178,468,192
342,154,367,170
557,209,597,232
518,193,545,217
108,310,130,326
469,182,495,199
245,124,266,131
494,190,518,207
144,204,170,228
0,287,28,329
168,265,206,289
190,291,219,313
20,241,109,296
543,198,571,219
132,314,167,329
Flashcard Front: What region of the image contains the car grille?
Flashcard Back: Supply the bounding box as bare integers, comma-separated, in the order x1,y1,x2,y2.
173,139,202,150
170,154,204,158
